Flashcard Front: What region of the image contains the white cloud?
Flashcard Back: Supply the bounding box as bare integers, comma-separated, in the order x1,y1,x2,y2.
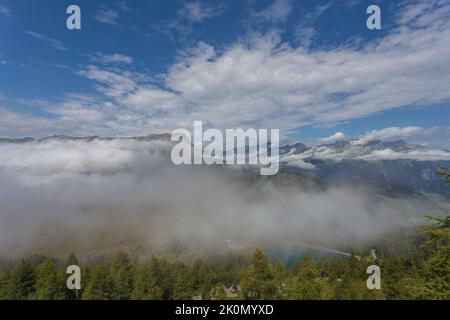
319,132,347,143
0,5,12,17
293,26,316,48
293,3,332,48
77,65,137,97
89,52,134,64
24,31,66,51
152,2,228,43
182,2,208,22
354,127,427,145
0,108,56,137
280,135,450,163
93,3,136,26
282,147,450,163
179,1,228,23
119,86,183,111
253,0,293,23
4,1,450,140
356,149,450,161
0,139,172,175
0,138,423,255
304,3,332,20
94,8,120,25
281,157,316,169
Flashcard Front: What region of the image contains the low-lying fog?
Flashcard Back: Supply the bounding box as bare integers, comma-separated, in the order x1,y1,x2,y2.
0,139,432,258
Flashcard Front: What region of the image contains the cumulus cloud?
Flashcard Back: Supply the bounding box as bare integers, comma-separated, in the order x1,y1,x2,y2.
2,1,450,141
319,132,347,143
77,65,137,98
99,1,450,134
354,127,427,145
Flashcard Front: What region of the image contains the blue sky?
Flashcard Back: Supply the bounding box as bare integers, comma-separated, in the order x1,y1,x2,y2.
0,0,449,147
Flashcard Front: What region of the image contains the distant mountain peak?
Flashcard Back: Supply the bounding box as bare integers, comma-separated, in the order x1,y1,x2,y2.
0,133,172,144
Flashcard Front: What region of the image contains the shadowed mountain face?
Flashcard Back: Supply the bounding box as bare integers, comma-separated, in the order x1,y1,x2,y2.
0,133,172,143
284,159,449,197
280,142,309,155
278,139,450,197
280,139,437,157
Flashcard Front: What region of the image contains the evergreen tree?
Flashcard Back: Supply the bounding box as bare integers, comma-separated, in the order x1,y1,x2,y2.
335,275,366,300
131,262,163,300
110,252,134,300
148,257,176,299
0,268,13,300
292,254,330,300
240,249,278,299
65,252,81,300
82,264,114,300
173,263,194,299
273,261,289,298
418,216,450,299
33,258,65,300
10,259,36,299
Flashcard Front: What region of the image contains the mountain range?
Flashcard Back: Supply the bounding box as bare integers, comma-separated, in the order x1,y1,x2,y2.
1,134,449,199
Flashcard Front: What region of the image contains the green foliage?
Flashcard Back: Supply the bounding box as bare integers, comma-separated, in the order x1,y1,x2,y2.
110,252,134,300
416,216,450,299
0,233,448,301
32,258,65,300
65,253,80,300
438,167,450,184
1,167,449,300
0,268,13,299
291,255,330,300
240,249,279,299
131,262,163,300
82,264,114,300
10,259,36,299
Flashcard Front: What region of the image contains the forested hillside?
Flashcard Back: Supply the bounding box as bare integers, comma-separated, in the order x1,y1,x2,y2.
0,215,448,300
1,169,448,300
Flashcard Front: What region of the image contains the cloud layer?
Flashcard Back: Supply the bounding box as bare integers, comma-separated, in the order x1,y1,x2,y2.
0,138,433,257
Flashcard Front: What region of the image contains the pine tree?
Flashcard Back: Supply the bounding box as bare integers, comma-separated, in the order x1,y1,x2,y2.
110,252,134,300
131,262,163,300
240,249,278,299
0,268,14,300
292,254,330,300
82,264,114,300
148,257,176,299
65,252,81,300
33,258,65,300
273,261,288,298
173,263,194,299
10,259,36,299
419,216,450,299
